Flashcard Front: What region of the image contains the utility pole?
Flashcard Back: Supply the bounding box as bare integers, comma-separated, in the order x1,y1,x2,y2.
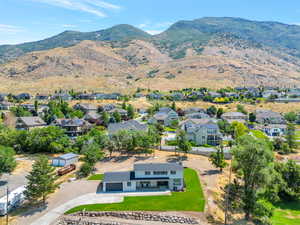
6,185,9,225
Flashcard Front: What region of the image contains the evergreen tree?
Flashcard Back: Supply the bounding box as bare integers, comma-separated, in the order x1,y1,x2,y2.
209,146,228,172
176,130,191,156
0,146,17,177
24,156,58,203
286,123,297,151
171,101,176,111
216,108,224,119
127,104,135,119
113,111,121,123
249,113,256,123
101,111,110,127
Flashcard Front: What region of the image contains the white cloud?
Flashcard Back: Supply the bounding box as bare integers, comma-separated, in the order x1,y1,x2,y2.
145,30,164,35
31,0,121,17
62,24,77,28
0,24,25,33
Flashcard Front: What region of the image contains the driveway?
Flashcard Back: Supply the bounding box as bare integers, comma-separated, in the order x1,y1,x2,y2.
32,191,170,225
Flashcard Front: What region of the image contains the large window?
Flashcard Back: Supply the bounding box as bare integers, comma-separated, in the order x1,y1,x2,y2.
127,182,131,187
153,171,168,175
173,179,181,185
145,171,151,175
171,171,176,175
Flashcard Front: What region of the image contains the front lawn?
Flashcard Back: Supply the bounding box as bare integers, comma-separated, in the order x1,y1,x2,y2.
66,168,205,213
88,174,104,181
271,201,300,225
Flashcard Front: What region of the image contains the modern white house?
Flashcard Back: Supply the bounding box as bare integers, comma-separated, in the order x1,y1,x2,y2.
102,163,184,192
51,153,79,167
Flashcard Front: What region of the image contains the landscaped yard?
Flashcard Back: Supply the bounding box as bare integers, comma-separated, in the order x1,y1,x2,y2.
88,174,104,181
66,168,205,213
271,201,300,225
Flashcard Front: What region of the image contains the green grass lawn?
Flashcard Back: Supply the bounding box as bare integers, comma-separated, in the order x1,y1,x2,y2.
66,168,205,214
88,174,104,181
251,130,268,140
295,130,300,139
271,201,300,225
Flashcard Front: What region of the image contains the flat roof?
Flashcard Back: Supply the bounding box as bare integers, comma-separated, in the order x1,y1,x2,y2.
134,163,183,171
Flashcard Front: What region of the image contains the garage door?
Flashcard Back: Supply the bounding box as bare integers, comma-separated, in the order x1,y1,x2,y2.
106,183,123,191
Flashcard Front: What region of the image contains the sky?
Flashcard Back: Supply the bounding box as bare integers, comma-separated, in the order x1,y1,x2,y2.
1,0,300,45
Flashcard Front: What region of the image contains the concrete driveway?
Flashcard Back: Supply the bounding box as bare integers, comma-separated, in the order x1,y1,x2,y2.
33,191,170,225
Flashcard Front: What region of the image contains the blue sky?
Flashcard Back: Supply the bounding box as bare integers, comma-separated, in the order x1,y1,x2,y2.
1,0,300,45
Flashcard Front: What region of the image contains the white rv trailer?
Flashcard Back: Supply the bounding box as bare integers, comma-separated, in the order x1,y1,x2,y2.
0,186,26,216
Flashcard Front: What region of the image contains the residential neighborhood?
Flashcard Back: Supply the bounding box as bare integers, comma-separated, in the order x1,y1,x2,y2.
0,86,300,225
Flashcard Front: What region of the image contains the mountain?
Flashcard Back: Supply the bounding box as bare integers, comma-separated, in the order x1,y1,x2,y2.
1,17,300,93
0,24,151,64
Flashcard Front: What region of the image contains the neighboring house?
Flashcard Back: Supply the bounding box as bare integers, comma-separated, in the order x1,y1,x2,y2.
147,93,164,100
103,163,184,192
255,124,287,137
52,118,92,137
134,93,144,98
170,92,184,101
255,110,285,124
0,94,7,102
73,103,98,113
183,107,206,115
100,104,116,112
15,93,31,100
262,90,282,98
20,104,35,111
186,91,204,100
180,119,222,146
16,117,47,130
108,108,128,117
186,112,210,119
0,102,14,110
77,93,95,100
224,92,239,98
221,112,248,123
108,120,148,135
83,111,102,125
52,93,72,101
51,153,79,167
208,92,222,98
35,94,50,101
287,89,300,98
149,107,179,126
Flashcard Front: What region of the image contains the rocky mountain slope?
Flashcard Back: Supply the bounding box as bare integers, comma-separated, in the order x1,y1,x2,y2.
1,17,300,93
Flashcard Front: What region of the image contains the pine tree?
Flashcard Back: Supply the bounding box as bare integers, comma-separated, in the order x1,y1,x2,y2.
176,130,191,156
127,104,135,119
101,111,110,127
286,123,296,151
171,101,176,111
24,156,58,204
113,111,121,123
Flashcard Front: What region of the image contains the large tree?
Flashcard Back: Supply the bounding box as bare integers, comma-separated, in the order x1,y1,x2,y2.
0,146,17,177
24,156,58,203
285,123,297,151
176,130,191,156
209,146,228,172
232,135,274,220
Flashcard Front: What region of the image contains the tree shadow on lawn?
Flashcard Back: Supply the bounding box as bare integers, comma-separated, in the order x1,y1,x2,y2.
274,200,300,211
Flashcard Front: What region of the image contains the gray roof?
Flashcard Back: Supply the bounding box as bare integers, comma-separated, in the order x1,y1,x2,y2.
103,171,131,182
108,120,148,134
222,112,247,118
54,153,79,160
74,103,97,111
134,163,183,171
18,117,46,127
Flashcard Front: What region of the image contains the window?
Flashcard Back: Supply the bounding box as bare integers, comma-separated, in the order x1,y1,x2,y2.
145,171,151,175
173,179,181,185
127,182,131,187
171,171,176,175
153,171,168,175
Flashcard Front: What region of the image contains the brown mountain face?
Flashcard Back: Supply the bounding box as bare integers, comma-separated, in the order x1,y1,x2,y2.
1,36,300,94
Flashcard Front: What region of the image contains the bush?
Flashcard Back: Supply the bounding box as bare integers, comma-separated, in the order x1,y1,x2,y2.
78,162,93,178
